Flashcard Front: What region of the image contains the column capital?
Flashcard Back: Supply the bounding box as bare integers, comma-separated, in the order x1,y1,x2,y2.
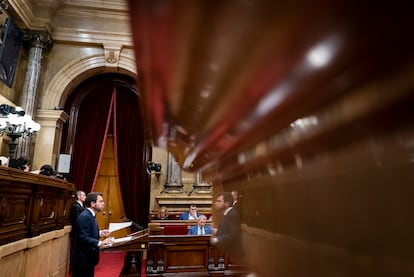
23,30,53,50
36,109,69,127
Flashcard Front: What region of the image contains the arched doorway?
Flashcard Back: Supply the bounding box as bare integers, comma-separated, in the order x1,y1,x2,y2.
61,73,151,230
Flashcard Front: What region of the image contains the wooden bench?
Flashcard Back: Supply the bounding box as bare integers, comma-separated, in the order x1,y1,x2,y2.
148,220,213,235
149,210,212,222
146,235,249,276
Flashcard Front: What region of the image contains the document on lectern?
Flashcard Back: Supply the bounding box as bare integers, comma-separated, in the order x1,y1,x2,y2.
109,222,132,232
113,236,133,244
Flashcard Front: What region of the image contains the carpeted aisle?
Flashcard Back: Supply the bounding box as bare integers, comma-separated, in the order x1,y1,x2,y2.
95,251,126,277
68,251,146,277
141,258,146,277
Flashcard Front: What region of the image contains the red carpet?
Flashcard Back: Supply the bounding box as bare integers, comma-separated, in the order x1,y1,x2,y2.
68,251,146,277
95,251,126,276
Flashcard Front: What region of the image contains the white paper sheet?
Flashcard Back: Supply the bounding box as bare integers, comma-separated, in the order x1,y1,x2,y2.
108,222,132,232
113,236,133,244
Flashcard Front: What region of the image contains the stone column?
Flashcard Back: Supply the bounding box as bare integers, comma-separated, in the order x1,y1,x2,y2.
163,153,184,194
18,31,52,157
32,110,69,171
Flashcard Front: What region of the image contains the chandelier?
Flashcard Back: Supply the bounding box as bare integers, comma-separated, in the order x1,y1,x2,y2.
0,104,41,158
0,0,8,14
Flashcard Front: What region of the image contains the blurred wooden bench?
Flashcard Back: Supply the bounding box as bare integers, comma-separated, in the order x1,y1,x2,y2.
149,210,212,222
148,220,213,235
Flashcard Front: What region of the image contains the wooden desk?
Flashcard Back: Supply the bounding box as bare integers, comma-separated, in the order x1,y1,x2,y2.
102,228,249,276
102,229,149,276
146,235,248,276
0,167,75,245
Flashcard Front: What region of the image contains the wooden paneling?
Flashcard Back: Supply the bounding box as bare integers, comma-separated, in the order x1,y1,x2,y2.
0,184,32,244
0,167,75,245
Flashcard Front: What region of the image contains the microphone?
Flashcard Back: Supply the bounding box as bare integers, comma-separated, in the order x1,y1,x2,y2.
120,216,144,230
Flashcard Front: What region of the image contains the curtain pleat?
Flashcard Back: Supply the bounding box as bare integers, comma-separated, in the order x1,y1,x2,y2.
115,87,150,226
91,88,115,191
70,86,113,193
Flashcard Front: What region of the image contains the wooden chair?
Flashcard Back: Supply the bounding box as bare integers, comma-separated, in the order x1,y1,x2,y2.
163,225,188,235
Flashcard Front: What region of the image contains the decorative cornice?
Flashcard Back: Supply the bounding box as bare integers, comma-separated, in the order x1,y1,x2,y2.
8,0,129,36
7,0,54,32
52,27,132,47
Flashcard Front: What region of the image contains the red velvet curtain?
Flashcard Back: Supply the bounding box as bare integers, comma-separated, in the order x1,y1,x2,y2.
70,84,150,227
70,87,114,193
114,87,150,226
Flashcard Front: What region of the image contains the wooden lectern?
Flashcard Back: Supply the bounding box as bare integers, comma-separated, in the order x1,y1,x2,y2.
102,229,149,276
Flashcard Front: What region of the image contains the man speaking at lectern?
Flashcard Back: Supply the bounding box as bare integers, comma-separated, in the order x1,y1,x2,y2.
71,192,112,277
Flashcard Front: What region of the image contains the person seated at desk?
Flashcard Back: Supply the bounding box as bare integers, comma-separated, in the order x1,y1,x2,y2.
155,206,170,220
30,164,56,177
179,203,201,220
188,215,212,235
8,155,31,172
0,156,9,167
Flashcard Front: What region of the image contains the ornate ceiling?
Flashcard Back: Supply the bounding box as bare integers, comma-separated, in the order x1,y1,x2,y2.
7,0,131,45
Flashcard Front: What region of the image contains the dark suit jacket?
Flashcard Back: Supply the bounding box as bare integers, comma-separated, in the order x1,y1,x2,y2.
215,207,244,258
71,209,100,271
179,211,201,220
69,201,83,238
188,224,212,235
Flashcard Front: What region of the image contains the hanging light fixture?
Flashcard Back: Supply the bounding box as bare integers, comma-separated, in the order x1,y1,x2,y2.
0,104,41,158
0,0,8,14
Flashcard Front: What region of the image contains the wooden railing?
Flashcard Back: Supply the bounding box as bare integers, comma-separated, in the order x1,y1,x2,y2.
0,167,75,245
149,210,212,221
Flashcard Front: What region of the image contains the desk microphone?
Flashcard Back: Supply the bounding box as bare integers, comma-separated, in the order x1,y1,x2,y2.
120,216,144,230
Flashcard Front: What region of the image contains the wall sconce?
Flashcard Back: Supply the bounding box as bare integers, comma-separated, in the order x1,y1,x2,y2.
146,161,162,176
0,104,41,158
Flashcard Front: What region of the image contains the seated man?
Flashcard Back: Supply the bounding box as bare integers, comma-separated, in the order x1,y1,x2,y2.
188,215,212,235
179,203,200,220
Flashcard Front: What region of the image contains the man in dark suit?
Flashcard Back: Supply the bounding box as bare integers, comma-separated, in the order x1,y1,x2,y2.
179,203,201,220
188,215,212,235
211,192,244,259
231,190,239,209
70,190,86,240
71,192,112,277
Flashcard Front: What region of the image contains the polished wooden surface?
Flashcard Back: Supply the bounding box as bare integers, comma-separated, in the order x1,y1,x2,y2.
128,1,414,276
128,1,414,174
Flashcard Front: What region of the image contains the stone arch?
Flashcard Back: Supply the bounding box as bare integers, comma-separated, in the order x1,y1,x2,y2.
40,52,137,110
32,52,137,169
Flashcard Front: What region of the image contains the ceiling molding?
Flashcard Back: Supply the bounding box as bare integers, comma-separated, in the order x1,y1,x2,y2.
8,0,129,37
8,0,54,32
52,27,132,46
